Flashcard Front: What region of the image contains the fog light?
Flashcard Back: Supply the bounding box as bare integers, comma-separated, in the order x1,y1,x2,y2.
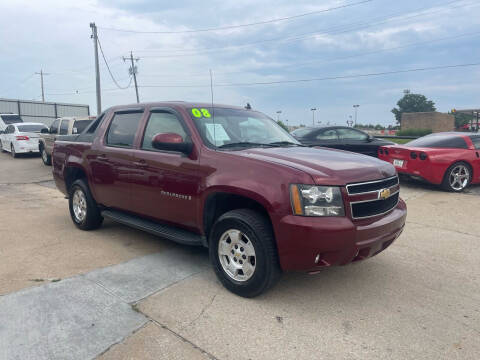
315,254,320,264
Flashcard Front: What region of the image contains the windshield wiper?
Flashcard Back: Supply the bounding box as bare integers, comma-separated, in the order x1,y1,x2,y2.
217,142,276,149
268,141,306,147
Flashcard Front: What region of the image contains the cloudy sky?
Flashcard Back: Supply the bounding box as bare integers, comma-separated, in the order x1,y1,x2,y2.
1,0,479,126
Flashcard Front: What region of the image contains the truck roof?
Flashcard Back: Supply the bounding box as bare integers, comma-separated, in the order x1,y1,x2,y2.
107,101,248,112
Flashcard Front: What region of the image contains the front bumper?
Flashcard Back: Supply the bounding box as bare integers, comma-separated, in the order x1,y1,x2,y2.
275,199,407,272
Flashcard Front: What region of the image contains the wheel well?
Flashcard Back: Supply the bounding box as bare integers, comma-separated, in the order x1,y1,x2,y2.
64,166,87,192
203,192,271,239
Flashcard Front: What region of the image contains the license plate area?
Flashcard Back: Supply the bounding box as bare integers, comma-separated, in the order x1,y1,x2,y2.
393,159,404,167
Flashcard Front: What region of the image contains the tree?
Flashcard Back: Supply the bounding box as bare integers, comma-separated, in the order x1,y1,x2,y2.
450,112,473,129
277,120,289,132
391,93,436,124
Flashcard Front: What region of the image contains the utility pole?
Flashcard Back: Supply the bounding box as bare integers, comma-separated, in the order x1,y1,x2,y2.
123,51,140,103
310,108,317,126
353,104,360,126
35,70,49,102
90,22,101,115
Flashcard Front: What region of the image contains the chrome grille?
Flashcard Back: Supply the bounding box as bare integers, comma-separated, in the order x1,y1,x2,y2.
347,176,400,219
346,175,399,195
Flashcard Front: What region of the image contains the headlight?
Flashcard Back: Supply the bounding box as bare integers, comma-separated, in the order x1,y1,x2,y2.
290,185,345,217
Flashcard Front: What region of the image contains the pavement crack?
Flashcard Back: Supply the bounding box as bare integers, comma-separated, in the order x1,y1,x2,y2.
142,312,219,360
182,292,218,331
95,320,152,359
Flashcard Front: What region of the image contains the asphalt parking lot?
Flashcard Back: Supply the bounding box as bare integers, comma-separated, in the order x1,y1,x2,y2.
1,152,479,360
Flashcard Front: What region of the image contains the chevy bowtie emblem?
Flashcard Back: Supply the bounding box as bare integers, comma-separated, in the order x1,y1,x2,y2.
379,188,391,200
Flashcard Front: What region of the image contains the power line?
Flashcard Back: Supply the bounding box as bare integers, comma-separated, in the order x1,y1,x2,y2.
43,62,480,96
132,0,471,58
134,62,480,88
97,36,132,89
98,0,373,34
125,29,480,79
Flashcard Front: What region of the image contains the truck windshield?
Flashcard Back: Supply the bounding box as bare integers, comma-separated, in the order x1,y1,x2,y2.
1,115,23,124
189,107,299,149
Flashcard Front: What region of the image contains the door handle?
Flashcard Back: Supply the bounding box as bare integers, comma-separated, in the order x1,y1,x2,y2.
97,154,107,160
134,160,148,167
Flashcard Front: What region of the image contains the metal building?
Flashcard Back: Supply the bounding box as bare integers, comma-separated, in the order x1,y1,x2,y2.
0,98,90,126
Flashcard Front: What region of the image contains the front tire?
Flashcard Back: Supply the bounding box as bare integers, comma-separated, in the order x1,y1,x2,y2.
441,161,472,192
41,147,51,165
69,179,103,230
209,209,281,298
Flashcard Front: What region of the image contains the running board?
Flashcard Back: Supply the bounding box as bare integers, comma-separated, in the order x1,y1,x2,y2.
101,210,206,247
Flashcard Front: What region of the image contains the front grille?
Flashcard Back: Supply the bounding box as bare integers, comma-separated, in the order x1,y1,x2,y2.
346,176,398,195
347,176,400,219
351,192,399,219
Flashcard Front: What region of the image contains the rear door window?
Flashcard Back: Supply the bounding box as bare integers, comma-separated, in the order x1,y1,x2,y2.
337,128,368,140
106,111,143,148
316,129,338,140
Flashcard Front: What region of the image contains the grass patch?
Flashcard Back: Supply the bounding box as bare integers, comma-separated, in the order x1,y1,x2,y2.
388,138,411,144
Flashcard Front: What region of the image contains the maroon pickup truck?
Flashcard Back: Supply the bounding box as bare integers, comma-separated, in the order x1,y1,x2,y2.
52,102,406,297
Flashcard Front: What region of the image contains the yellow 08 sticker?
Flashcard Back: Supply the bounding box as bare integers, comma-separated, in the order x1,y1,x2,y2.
191,108,211,118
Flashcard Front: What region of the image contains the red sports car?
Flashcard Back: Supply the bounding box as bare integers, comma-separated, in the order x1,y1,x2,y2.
378,132,480,192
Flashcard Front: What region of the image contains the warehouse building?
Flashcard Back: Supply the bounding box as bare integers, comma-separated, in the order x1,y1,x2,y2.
0,98,90,126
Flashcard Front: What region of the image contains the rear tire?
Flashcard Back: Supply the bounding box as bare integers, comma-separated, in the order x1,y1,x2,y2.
11,144,16,158
209,209,281,298
0,140,5,153
69,179,103,230
441,161,472,192
41,147,51,165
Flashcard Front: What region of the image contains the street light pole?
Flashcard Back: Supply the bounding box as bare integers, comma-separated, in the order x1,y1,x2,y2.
310,108,317,126
276,110,282,121
353,104,360,126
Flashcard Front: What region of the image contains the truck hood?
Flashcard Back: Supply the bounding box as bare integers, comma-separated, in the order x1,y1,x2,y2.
236,146,396,185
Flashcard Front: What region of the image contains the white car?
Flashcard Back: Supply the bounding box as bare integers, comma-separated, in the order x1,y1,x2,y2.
0,122,48,158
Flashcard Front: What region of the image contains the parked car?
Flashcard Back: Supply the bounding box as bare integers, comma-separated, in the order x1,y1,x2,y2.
378,132,480,192
291,126,394,157
52,102,406,297
0,122,47,157
0,113,23,132
39,116,94,165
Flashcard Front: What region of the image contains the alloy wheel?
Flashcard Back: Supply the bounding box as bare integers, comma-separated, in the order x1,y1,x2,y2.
218,229,256,282
72,188,87,222
449,164,469,191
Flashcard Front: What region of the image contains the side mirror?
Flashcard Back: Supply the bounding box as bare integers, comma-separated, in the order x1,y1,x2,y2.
152,133,193,154
367,135,374,142
41,128,49,134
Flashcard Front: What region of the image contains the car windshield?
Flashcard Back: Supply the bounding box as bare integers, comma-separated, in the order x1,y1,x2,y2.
1,115,23,124
17,124,46,133
407,134,468,149
189,107,300,149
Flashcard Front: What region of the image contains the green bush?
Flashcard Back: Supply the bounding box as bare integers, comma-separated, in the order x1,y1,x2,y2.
396,128,432,137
